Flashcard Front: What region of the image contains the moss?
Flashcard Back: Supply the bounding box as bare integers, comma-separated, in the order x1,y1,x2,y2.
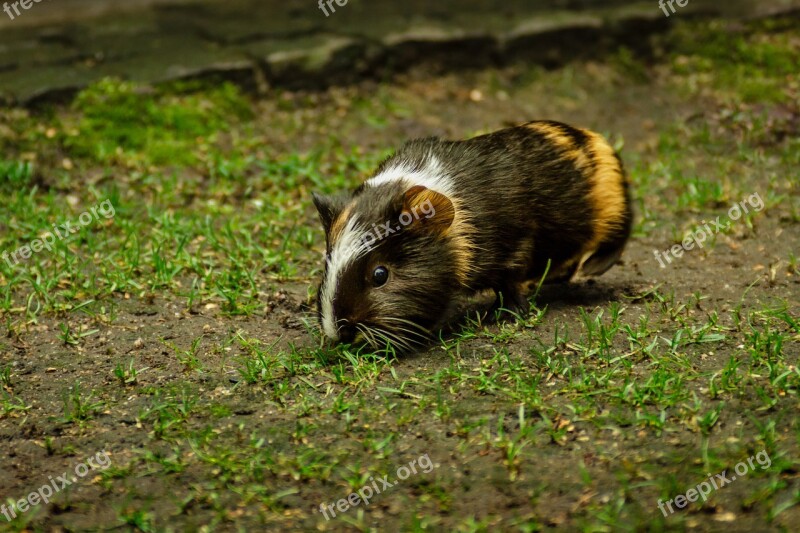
667,18,800,103
65,78,253,166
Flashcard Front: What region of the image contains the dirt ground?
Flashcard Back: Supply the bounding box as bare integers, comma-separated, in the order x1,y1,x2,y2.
0,14,799,533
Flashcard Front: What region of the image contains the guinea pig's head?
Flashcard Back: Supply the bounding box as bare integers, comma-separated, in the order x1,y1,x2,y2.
312,182,458,351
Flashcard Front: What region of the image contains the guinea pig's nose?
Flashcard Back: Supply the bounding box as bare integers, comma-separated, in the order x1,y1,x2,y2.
338,322,357,343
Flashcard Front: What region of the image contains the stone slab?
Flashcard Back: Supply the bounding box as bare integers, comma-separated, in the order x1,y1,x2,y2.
0,0,797,105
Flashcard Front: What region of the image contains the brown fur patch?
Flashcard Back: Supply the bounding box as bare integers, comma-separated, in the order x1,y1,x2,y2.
506,237,535,271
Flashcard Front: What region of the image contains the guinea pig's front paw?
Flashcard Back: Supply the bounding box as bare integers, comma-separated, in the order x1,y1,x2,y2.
485,286,530,323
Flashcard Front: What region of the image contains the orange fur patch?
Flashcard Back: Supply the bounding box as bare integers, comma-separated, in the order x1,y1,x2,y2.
445,198,478,288
526,121,577,151
579,130,628,264
403,186,455,235
405,186,475,288
528,122,629,280
527,121,593,169
329,203,354,246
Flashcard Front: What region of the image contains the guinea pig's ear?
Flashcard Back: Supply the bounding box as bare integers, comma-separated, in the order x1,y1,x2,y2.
402,185,455,236
312,193,346,235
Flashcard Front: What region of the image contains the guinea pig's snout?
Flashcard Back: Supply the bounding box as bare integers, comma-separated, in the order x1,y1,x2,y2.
337,321,358,344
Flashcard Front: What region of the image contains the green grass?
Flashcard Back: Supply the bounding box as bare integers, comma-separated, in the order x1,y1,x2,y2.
65,79,253,166
0,14,798,532
667,18,800,104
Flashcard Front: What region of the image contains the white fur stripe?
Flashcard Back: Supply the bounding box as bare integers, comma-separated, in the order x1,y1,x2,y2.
366,156,453,197
321,215,372,340
321,154,456,340
368,153,476,287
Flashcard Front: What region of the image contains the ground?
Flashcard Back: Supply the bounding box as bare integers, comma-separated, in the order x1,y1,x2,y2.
0,15,799,533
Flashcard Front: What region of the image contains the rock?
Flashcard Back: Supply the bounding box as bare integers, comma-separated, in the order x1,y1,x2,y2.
0,0,798,105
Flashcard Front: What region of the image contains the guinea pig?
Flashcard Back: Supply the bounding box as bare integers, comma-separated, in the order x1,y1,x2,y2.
312,120,632,350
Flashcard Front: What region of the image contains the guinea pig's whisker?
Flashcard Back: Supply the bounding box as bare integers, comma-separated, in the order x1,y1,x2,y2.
372,330,394,350
356,324,379,348
381,317,431,334
369,326,398,348
391,331,421,348
379,326,417,346
376,327,414,352
390,324,428,341
379,334,407,353
380,318,430,344
364,325,393,352
372,328,402,352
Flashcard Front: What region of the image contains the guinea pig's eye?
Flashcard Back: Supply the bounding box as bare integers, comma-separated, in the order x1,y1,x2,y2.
372,266,389,287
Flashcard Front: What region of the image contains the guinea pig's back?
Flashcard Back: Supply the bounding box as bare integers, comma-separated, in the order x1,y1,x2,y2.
434,121,631,284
